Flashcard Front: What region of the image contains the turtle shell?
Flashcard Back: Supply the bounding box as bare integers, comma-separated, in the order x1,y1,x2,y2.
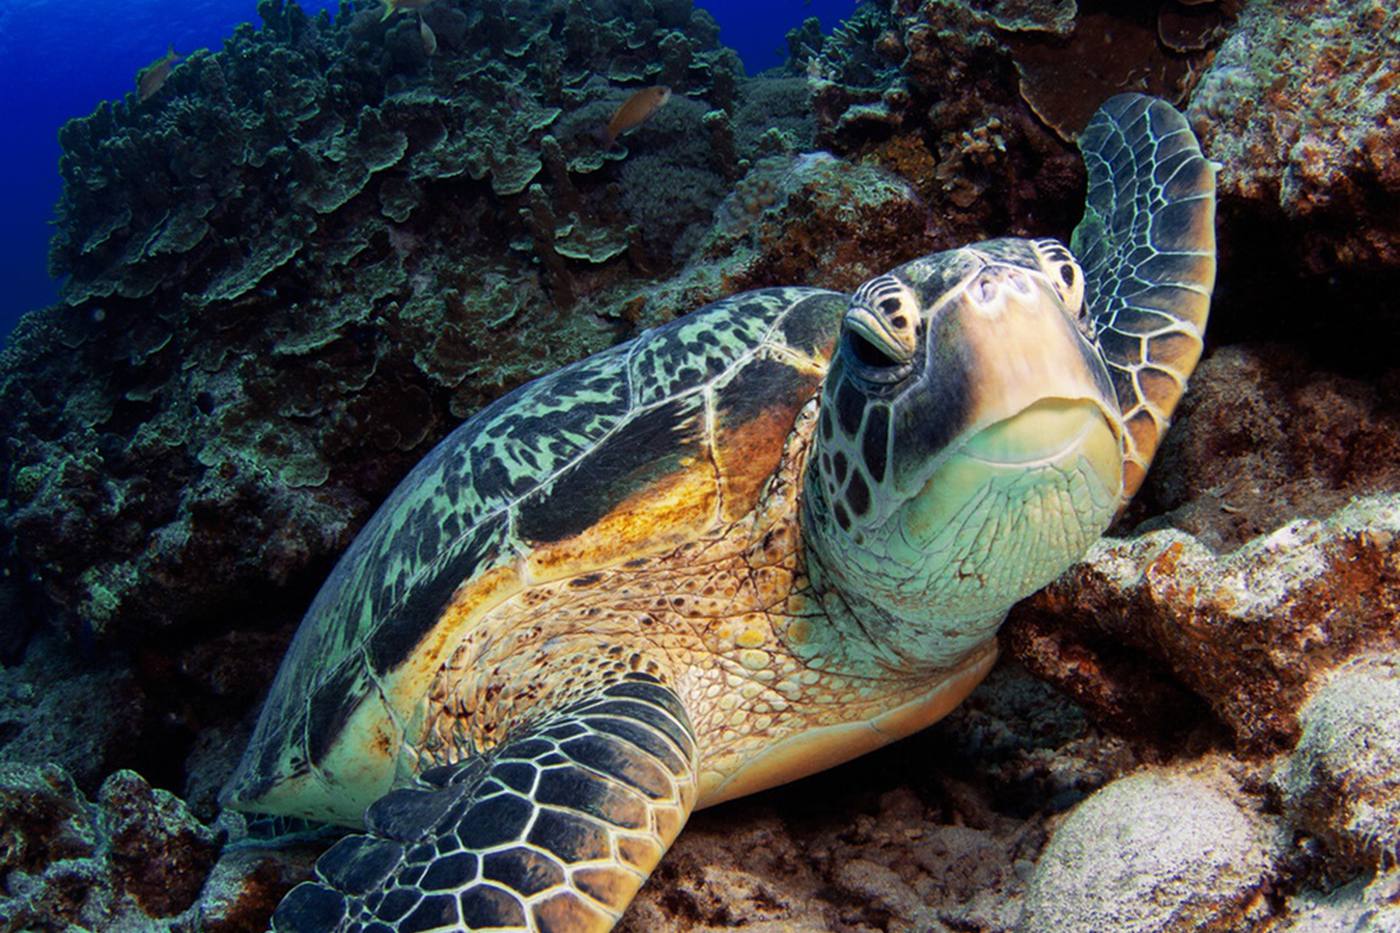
223,286,846,824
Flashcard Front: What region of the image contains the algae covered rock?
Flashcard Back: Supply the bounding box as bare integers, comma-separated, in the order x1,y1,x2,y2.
1188,0,1400,271
1012,495,1400,752
631,151,929,331
1021,766,1282,932
1143,344,1400,553
1274,653,1400,875
0,764,219,928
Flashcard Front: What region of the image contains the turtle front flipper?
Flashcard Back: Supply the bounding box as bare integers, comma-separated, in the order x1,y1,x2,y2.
1072,93,1218,503
272,673,698,932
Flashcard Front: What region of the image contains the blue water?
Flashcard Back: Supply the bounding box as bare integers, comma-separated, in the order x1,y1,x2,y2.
704,0,857,75
0,0,854,343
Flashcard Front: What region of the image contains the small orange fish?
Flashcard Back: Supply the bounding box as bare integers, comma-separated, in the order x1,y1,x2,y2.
380,0,434,21
601,86,672,147
136,45,182,102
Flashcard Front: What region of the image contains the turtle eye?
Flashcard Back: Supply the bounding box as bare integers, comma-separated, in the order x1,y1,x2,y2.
844,275,920,379
1032,238,1085,321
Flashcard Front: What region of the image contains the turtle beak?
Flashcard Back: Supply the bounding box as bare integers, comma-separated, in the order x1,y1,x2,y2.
955,263,1122,467
900,262,1125,547
961,397,1121,485
844,301,917,367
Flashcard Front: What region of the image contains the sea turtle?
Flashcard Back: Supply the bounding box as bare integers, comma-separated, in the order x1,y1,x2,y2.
224,93,1216,931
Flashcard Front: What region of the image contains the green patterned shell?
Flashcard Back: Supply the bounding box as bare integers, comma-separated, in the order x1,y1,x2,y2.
223,286,847,821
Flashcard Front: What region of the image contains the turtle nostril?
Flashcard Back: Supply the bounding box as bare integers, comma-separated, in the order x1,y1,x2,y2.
974,278,998,303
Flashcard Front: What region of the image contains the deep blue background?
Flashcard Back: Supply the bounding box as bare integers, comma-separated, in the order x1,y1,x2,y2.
0,0,855,343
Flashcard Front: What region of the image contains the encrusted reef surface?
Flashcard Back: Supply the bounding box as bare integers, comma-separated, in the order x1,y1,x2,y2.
2,0,759,646
2,0,1400,929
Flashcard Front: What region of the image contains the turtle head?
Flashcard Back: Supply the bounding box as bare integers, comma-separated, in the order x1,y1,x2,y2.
805,238,1124,667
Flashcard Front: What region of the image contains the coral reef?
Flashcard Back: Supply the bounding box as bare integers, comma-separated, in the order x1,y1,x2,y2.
786,0,1226,247
2,0,754,644
810,0,1083,239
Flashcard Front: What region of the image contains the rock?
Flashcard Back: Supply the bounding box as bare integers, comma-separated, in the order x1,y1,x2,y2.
1011,494,1400,752
0,574,38,665
1187,0,1400,272
697,152,927,288
1276,869,1400,932
0,763,95,881
0,630,146,793
928,661,1140,816
1008,339,1400,754
847,0,1088,242
618,766,1042,932
192,835,319,933
1273,653,1400,875
833,857,941,930
629,152,931,329
97,770,221,918
0,763,219,929
1020,764,1283,932
1140,344,1400,555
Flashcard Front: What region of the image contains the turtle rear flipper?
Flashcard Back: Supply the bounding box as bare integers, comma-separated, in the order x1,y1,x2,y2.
1073,93,1218,503
273,673,698,932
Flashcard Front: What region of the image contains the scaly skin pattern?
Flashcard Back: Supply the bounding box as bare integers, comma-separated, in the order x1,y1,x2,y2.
415,401,995,809
274,673,701,932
